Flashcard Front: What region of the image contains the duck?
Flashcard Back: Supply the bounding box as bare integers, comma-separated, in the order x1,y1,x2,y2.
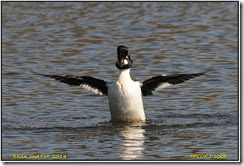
34,45,209,124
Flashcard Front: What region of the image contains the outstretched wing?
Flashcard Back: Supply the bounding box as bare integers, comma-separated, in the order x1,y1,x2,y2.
141,70,209,96
33,72,108,95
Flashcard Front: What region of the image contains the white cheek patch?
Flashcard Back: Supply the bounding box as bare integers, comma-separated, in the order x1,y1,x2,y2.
124,59,128,65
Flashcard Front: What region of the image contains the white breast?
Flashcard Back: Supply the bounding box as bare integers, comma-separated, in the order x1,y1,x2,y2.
107,69,145,123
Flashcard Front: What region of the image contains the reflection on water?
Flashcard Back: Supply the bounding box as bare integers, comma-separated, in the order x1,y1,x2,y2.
2,1,238,161
119,126,145,160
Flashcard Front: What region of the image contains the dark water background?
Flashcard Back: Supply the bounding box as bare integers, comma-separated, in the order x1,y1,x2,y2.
2,2,239,160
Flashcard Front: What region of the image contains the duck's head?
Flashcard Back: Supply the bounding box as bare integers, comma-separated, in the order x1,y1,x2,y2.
116,45,133,70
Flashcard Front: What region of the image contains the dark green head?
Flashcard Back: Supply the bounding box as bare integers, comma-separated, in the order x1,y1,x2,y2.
116,45,133,70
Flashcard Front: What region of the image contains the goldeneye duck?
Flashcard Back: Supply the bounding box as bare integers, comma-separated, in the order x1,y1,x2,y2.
34,45,209,124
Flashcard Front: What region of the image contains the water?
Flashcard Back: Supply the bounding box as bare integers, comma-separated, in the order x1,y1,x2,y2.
2,2,239,161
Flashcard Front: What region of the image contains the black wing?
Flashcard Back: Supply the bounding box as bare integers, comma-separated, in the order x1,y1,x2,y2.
33,72,108,95
141,70,209,96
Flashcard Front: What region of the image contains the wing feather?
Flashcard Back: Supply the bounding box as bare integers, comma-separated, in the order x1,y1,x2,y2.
141,70,209,96
33,72,108,95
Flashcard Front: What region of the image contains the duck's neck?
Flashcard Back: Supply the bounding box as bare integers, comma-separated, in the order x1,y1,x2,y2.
118,69,131,81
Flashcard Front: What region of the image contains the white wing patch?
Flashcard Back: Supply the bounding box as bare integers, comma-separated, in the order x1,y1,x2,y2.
155,74,170,91
155,82,171,91
80,84,103,95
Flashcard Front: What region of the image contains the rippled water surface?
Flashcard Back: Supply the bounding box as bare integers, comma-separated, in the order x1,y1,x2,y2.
2,2,239,161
